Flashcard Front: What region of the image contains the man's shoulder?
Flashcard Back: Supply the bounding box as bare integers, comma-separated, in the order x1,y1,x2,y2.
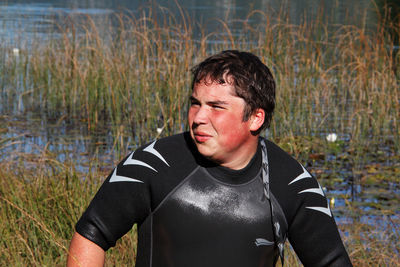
114,132,197,181
135,132,195,164
139,132,191,151
263,138,331,223
262,138,316,187
263,138,302,174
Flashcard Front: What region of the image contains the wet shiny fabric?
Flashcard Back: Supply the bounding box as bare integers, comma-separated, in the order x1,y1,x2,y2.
147,166,278,267
77,133,352,266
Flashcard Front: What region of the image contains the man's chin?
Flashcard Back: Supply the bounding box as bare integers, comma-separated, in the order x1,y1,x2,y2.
194,143,214,158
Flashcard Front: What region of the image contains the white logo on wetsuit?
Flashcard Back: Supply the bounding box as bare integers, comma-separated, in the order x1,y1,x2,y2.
109,140,169,183
255,238,274,246
288,164,332,217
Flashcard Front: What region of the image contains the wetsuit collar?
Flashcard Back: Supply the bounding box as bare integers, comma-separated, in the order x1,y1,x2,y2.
205,142,262,185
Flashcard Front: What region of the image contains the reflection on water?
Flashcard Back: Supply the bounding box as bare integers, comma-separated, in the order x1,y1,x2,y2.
1,113,132,170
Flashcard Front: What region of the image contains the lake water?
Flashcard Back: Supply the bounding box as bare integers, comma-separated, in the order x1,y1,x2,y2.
0,0,395,47
0,0,399,229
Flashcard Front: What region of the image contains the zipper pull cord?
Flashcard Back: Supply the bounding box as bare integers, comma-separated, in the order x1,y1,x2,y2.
260,138,285,266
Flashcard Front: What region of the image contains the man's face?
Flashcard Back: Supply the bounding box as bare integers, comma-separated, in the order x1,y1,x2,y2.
188,80,258,168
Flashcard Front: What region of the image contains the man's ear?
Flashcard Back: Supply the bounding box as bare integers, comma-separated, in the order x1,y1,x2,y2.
249,108,265,132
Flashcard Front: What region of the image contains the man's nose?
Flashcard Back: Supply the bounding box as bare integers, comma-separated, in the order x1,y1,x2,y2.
193,106,209,124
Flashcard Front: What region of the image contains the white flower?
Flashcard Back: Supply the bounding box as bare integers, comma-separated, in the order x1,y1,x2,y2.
326,133,337,142
13,48,19,56
156,128,163,134
330,197,335,208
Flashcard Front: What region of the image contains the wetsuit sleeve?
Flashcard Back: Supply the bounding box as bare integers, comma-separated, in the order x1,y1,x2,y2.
285,174,352,266
75,153,151,251
267,140,352,266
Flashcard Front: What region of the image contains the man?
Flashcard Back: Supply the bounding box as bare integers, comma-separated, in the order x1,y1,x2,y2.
67,50,352,266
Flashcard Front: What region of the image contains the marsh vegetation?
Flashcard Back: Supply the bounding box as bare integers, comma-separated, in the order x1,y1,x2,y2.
0,2,399,266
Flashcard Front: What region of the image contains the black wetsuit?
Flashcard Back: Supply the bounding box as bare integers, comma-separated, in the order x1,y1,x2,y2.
76,132,352,266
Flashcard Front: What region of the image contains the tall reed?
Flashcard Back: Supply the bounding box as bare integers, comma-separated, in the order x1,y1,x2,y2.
0,4,398,153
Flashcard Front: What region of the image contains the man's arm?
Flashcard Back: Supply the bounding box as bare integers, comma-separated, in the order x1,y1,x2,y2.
73,151,153,252
266,140,352,266
67,232,105,267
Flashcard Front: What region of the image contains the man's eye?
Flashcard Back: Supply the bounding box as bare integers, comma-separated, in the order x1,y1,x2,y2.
212,105,223,109
190,101,200,106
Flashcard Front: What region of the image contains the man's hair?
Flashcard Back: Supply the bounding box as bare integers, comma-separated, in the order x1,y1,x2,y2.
191,50,276,132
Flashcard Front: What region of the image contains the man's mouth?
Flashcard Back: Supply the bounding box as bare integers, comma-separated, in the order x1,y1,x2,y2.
193,131,212,143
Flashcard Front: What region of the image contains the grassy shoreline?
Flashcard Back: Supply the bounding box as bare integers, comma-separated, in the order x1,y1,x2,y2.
0,151,399,266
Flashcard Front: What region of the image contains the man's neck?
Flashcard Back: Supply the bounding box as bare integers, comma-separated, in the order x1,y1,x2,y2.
219,136,259,170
